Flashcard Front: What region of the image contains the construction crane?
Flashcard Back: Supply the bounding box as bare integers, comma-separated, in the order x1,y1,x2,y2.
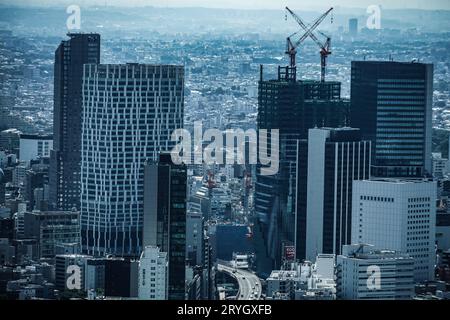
316,30,332,82
285,7,333,82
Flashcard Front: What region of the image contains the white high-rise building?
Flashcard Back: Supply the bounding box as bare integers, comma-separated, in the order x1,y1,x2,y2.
305,128,371,261
81,64,184,257
336,244,414,300
138,246,168,300
352,179,436,282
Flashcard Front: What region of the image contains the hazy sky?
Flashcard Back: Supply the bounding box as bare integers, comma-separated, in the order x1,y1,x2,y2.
4,0,450,10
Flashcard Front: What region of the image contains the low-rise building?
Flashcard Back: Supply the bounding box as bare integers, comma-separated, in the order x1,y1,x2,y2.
336,244,415,300
266,255,336,300
138,246,167,300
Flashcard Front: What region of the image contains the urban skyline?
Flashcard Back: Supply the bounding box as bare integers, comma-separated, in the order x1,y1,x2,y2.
0,1,449,307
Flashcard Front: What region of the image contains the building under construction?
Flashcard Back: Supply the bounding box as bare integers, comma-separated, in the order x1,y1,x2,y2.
254,7,350,274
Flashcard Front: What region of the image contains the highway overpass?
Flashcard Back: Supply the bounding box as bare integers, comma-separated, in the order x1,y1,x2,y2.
217,264,262,300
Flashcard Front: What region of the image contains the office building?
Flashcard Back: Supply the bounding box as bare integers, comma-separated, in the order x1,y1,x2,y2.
186,210,204,267
0,239,14,265
436,209,450,252
104,258,138,298
81,64,184,257
189,187,211,220
352,179,436,282
350,61,433,178
19,134,53,163
143,153,187,300
266,269,299,299
12,164,27,187
256,65,349,270
349,18,358,36
138,246,168,300
55,254,91,292
266,256,336,300
0,218,14,240
13,205,26,239
24,160,50,211
24,210,80,259
186,266,203,300
304,128,371,261
50,33,100,211
84,258,105,293
432,153,448,179
0,129,21,156
336,244,415,300
0,169,6,206
50,33,100,212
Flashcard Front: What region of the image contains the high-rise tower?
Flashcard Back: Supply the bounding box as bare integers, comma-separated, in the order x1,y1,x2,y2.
50,33,101,211
143,153,187,300
350,61,433,178
80,64,184,257
304,128,371,261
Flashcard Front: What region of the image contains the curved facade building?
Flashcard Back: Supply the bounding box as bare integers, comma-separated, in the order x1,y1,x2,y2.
81,63,184,257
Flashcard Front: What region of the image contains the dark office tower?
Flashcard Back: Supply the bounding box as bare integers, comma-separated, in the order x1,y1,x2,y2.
81,64,184,258
302,128,371,260
350,61,433,178
0,218,14,240
349,18,358,36
50,33,100,212
143,153,187,300
0,169,5,205
104,258,138,298
255,66,349,272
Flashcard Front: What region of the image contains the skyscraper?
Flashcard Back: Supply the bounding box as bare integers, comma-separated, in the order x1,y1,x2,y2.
352,179,436,282
50,33,100,211
80,64,184,257
350,61,433,178
143,153,187,300
348,18,358,36
304,128,371,261
255,66,349,272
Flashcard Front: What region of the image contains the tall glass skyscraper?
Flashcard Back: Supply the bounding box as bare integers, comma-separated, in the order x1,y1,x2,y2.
50,33,101,211
80,64,184,257
350,61,433,178
143,153,187,300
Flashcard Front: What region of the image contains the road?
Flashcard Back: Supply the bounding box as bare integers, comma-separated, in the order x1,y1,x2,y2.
217,264,262,300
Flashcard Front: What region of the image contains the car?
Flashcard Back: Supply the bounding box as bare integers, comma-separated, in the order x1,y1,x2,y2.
242,277,246,280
